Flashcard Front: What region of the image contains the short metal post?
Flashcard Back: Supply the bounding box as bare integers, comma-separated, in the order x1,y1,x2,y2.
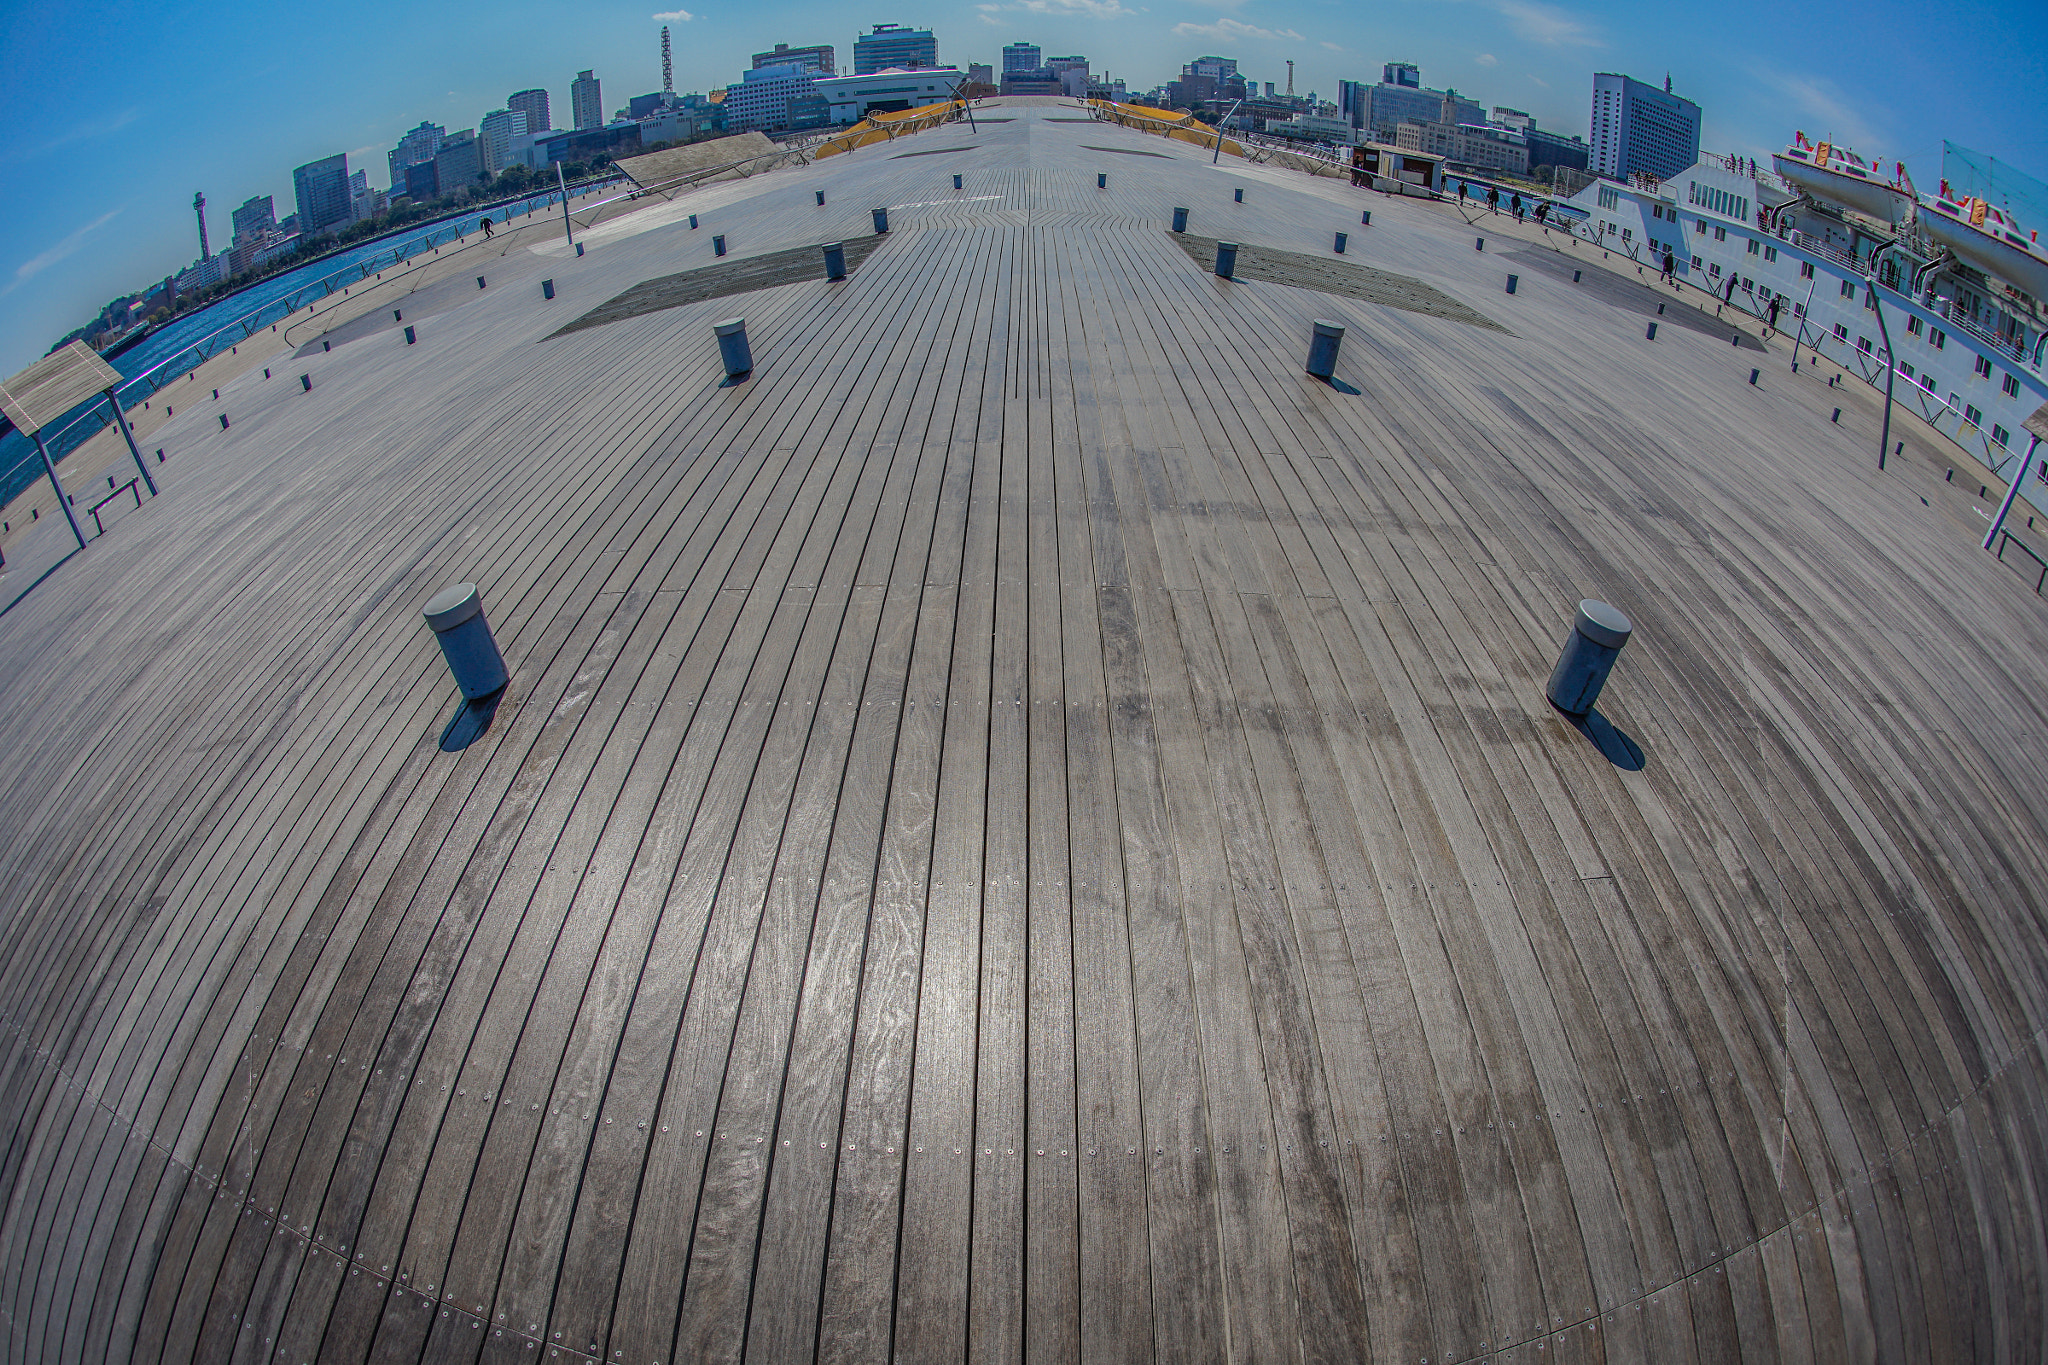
1546,600,1632,716
1749,368,1759,385
872,207,889,234
1573,269,1581,282
300,374,312,391
219,414,229,430
405,326,416,344
689,214,698,229
1234,187,1243,203
543,279,555,299
1646,322,1657,340
1334,232,1347,254
1832,408,1841,422
575,242,584,256
1985,433,2042,550
423,584,509,700
823,242,847,280
1505,274,1518,293
716,317,752,378
953,174,962,189
1214,242,1238,279
394,308,403,321
1305,319,1344,379
1657,303,1665,314
476,275,486,289
104,389,158,495
816,189,825,205
1360,210,1370,226
713,234,727,256
29,430,87,551
1172,207,1188,233
1475,236,1484,251
1097,172,1106,188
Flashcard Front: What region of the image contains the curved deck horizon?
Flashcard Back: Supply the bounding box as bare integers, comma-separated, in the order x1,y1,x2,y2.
2,100,2046,1363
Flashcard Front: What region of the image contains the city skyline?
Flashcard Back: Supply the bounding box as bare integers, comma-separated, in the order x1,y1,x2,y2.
2,0,2041,375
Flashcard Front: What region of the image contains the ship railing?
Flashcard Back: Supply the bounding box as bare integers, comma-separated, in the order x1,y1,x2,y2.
609,135,842,209
29,177,628,461
1994,530,2048,596
1794,322,2040,483
1930,299,2034,364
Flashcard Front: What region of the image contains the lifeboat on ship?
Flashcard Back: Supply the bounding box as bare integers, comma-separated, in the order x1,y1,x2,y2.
1919,182,2048,303
1773,133,1914,226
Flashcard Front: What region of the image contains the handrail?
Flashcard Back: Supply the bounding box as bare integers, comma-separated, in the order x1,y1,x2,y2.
1995,530,2048,595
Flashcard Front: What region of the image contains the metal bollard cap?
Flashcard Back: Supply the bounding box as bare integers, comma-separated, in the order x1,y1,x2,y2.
424,583,483,632
714,317,747,337
1574,599,1632,648
1313,319,1346,339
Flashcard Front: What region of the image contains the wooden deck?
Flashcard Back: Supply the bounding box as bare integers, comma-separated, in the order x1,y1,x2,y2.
2,99,2047,1363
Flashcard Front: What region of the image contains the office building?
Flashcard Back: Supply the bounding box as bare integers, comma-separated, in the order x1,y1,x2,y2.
1491,106,1534,132
480,108,530,174
816,66,964,123
966,63,994,89
230,195,275,247
1337,79,1369,131
1357,67,1479,141
752,42,835,74
722,63,830,134
1383,61,1419,87
386,121,445,192
853,24,937,74
508,88,552,135
1527,127,1590,172
433,133,481,193
571,70,604,130
1002,42,1041,74
291,153,352,235
404,160,439,201
1589,71,1701,183
1045,55,1089,98
1396,119,1529,176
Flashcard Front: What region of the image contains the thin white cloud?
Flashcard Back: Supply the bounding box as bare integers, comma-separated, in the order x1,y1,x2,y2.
5,209,123,295
983,0,1132,16
0,109,139,167
1172,15,1301,40
1527,74,1550,88
1321,40,1346,52
980,10,1003,21
1489,0,1600,46
1762,69,1881,149
651,8,692,20
1476,52,1498,66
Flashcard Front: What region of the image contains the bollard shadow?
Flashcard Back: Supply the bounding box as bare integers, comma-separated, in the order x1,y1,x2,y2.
0,548,82,621
1321,376,1362,396
1556,704,1646,770
439,687,505,752
718,371,753,388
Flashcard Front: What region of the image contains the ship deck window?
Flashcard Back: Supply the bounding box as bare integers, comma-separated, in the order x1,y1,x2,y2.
1975,355,1992,378
2006,374,2021,397
1907,316,1922,335
1833,323,1849,341
1993,424,2011,448
1799,261,1815,279
1764,245,1778,262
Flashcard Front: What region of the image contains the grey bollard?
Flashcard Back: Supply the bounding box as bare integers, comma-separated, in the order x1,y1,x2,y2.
1214,242,1238,279
424,584,509,700
1334,232,1348,254
1361,209,1370,226
1505,274,1518,293
264,368,270,378
1573,269,1581,282
476,275,486,289
953,174,962,189
1832,408,1841,423
299,374,311,391
1172,206,1188,233
1475,236,1484,251
1545,600,1632,716
575,241,584,256
823,241,847,279
716,317,752,378
873,206,890,234
543,279,555,299
1657,302,1664,314
219,414,230,430
323,340,331,352
405,325,417,344
394,308,403,321
1097,172,1107,188
1306,319,1344,379
1749,368,1759,385
1645,321,1657,340
1234,187,1243,203
713,234,726,256
689,214,698,229
1731,333,1740,346
816,189,825,205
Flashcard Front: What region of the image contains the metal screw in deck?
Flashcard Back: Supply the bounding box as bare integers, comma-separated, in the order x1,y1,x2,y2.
423,584,509,700
1546,600,1632,716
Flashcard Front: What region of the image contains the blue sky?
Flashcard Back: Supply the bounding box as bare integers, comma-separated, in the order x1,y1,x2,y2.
1,0,2042,375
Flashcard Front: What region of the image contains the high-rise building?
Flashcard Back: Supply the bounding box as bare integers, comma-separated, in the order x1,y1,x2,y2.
1045,55,1089,98
1589,72,1700,183
1383,61,1420,88
508,89,552,134
753,42,835,74
230,195,275,246
1002,42,1041,74
1186,55,1237,80
387,121,445,191
722,63,831,133
480,108,530,174
853,24,937,74
1358,66,1479,142
434,133,481,192
1337,79,1369,131
292,153,352,236
571,70,604,130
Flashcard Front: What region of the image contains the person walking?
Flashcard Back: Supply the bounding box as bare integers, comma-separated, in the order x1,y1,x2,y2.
1458,181,1469,206
1767,294,1783,336
1725,272,1739,305
1510,192,1523,220
1661,249,1676,284
1487,185,1499,214
479,216,495,239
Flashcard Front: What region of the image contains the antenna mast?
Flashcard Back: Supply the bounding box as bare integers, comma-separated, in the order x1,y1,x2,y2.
193,191,209,260
1286,60,1294,97
662,26,674,96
